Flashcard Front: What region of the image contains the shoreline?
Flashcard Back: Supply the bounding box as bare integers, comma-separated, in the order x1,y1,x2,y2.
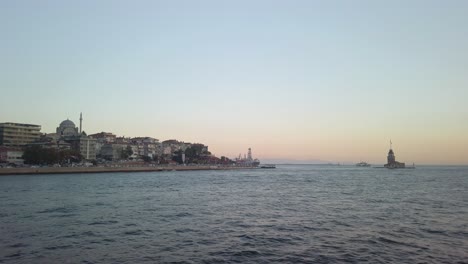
0,165,257,176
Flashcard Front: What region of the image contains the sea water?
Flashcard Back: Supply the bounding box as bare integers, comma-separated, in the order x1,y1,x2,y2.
0,165,467,263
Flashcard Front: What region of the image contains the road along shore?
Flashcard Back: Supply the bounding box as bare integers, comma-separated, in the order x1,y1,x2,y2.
0,165,257,176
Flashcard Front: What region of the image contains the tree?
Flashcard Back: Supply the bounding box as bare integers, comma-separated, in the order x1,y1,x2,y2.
121,145,133,159
142,155,152,162
22,145,82,165
22,145,43,164
172,150,184,164
220,156,233,165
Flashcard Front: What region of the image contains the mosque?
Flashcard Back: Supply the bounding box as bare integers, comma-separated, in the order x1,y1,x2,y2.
46,113,96,160
56,119,79,137
384,141,405,169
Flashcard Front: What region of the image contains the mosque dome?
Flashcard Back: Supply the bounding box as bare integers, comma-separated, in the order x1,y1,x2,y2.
59,119,76,128
57,119,79,137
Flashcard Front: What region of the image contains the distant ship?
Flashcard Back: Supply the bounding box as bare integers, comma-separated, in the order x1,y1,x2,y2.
355,161,371,167
235,148,260,167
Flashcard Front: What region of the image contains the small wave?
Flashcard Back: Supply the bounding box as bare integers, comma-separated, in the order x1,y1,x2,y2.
4,251,22,258
266,236,297,245
275,226,295,232
44,244,73,250
421,228,447,235
81,231,99,237
200,257,225,264
232,250,261,257
274,255,314,263
197,239,217,246
224,220,252,228
377,236,412,247
236,234,255,240
88,220,118,226
123,229,144,236
302,225,323,231
174,228,197,233
8,243,28,248
329,220,352,227
50,213,77,218
175,212,192,217
37,206,75,214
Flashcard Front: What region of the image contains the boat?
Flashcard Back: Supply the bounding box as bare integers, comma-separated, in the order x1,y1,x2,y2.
260,164,276,169
355,161,371,167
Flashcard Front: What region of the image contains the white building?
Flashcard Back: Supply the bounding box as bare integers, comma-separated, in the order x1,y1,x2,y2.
0,147,24,164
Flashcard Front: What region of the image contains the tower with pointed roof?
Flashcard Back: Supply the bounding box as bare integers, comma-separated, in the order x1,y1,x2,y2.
387,149,395,164
384,140,405,168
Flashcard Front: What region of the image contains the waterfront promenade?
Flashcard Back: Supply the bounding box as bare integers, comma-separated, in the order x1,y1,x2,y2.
0,165,256,176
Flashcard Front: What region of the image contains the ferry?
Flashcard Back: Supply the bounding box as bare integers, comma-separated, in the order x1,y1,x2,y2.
356,161,371,167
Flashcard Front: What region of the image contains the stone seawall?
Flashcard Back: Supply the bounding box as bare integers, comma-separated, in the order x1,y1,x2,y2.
0,166,256,176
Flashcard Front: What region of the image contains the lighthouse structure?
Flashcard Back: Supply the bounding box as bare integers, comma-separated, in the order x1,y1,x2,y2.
384,140,405,169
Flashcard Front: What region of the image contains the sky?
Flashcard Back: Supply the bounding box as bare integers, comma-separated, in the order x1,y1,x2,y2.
1,0,467,165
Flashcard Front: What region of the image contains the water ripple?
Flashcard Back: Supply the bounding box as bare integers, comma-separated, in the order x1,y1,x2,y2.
0,165,467,263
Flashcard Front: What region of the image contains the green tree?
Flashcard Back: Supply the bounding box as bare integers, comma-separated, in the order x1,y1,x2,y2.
22,145,43,164
23,146,82,165
142,155,152,162
121,145,133,159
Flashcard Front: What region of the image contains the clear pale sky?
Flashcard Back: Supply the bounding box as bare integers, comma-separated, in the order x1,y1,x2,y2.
1,1,467,164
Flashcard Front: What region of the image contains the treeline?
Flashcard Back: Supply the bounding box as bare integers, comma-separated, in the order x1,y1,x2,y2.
22,145,83,165
170,144,234,165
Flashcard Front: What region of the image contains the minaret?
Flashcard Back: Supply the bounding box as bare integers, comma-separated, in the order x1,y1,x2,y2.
79,112,83,134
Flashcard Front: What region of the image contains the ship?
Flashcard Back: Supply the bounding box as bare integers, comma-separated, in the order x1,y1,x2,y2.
235,148,260,167
355,161,371,167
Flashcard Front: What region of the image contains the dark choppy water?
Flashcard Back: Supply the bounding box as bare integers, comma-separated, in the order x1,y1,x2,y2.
1,165,467,263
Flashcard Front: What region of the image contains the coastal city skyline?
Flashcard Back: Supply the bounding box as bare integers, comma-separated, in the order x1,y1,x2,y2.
0,113,462,166
1,1,468,165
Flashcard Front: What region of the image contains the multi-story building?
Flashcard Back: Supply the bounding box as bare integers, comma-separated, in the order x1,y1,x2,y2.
66,135,97,160
99,143,126,161
89,132,117,156
0,123,42,147
131,137,161,158
0,146,24,164
115,137,131,144
161,139,190,156
89,132,116,143
80,136,97,160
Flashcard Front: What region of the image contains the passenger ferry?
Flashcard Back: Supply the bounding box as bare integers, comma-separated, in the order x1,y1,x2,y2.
355,161,371,167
